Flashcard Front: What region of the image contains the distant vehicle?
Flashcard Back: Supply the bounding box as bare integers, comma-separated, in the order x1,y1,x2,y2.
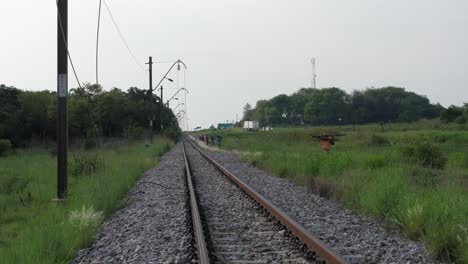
243,121,259,131
217,123,234,130
263,126,273,131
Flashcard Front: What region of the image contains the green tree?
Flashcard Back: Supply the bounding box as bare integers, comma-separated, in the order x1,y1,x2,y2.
0,83,180,147
241,86,444,127
440,106,464,123
242,103,255,121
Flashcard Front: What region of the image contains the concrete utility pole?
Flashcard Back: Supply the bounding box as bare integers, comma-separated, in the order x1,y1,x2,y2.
95,0,102,85
160,85,163,131
311,57,317,89
146,56,154,144
57,0,68,199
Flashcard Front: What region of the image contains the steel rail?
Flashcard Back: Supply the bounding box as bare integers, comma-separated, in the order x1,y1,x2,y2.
182,142,210,264
187,139,349,264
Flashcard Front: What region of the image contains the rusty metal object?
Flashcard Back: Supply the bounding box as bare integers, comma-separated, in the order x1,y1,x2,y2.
182,142,210,264
312,133,346,152
188,140,348,264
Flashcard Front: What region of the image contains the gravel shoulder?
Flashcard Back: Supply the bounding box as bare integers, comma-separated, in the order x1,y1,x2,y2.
194,140,440,264
72,143,194,264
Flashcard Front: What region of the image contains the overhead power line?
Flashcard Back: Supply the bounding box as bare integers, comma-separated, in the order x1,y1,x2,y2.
155,61,177,64
102,0,145,72
55,0,82,89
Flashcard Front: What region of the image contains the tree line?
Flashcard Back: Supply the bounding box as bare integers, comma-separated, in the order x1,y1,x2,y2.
0,84,180,147
440,104,468,124
242,87,457,126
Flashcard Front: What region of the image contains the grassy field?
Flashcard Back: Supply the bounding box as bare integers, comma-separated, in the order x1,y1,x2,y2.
0,139,174,263
196,120,468,263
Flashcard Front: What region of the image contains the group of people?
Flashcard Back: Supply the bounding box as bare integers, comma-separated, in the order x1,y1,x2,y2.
198,134,223,147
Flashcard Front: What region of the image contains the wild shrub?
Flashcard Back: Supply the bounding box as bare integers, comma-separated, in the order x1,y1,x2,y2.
401,140,447,169
368,134,390,146
0,139,12,156
424,213,461,261
71,152,103,177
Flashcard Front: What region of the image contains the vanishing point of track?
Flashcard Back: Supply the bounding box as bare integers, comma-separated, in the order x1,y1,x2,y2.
182,139,348,264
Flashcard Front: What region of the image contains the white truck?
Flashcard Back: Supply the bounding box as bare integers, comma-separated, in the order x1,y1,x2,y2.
243,121,259,131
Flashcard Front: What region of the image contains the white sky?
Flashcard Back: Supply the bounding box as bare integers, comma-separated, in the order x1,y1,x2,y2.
1,0,467,129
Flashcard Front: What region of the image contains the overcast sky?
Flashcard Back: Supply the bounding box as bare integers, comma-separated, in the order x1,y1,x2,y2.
1,0,467,129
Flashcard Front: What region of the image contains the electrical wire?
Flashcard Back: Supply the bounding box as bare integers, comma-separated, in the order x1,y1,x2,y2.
55,0,83,89
102,0,145,71
96,0,102,84
155,60,177,64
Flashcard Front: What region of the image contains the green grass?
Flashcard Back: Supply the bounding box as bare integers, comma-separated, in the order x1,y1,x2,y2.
0,139,174,263
196,121,468,263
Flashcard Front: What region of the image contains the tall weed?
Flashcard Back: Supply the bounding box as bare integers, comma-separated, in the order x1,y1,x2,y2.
359,171,406,220
196,126,468,262
71,152,103,177
0,140,174,262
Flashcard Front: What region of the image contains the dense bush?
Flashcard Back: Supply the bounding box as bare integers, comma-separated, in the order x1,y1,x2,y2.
0,139,12,156
401,141,447,169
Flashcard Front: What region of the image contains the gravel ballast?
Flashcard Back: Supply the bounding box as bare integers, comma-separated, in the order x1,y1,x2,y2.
196,141,440,264
72,138,441,264
185,143,315,263
72,143,195,264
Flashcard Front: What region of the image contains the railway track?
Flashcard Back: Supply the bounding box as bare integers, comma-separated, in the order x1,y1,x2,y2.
182,140,348,264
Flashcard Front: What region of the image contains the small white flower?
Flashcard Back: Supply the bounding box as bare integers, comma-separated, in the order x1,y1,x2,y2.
69,206,103,230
